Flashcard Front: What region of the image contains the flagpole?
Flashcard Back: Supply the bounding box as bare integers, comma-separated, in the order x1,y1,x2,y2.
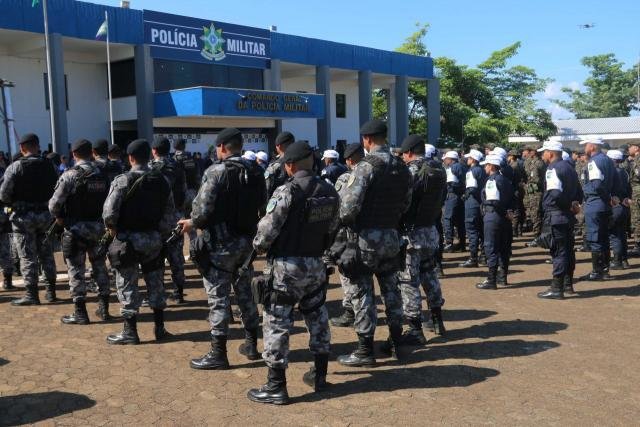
105,10,114,145
42,0,56,151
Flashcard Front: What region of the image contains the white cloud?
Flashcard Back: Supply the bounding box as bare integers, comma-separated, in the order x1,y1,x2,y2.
567,81,581,91
544,82,563,99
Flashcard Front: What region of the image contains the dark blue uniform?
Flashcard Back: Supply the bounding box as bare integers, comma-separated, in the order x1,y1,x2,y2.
463,164,487,261
321,162,348,185
443,161,466,248
583,152,616,254
482,173,514,278
609,164,631,263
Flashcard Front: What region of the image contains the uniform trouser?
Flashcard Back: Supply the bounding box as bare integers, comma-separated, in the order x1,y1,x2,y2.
550,222,573,278
584,208,610,253
464,203,483,259
631,196,640,243
524,192,543,235
262,257,330,369
435,215,444,265
444,194,465,244
65,243,110,302
483,211,512,270
12,228,56,292
609,205,629,258
164,233,186,292
399,246,445,321
0,232,14,275
339,274,355,311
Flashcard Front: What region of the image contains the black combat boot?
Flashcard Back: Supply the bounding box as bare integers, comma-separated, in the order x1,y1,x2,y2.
45,280,58,303
580,253,604,281
153,309,172,341
436,262,445,278
478,253,487,266
190,336,229,370
563,274,576,295
476,267,498,290
95,295,112,321
61,300,90,325
2,273,14,290
247,367,289,405
609,254,624,270
497,266,509,287
11,287,40,306
431,307,446,336
302,353,329,392
337,334,375,367
107,316,140,345
622,258,630,269
537,276,564,300
379,324,405,360
238,327,260,361
169,284,185,304
459,257,478,268
401,317,427,345
330,308,355,327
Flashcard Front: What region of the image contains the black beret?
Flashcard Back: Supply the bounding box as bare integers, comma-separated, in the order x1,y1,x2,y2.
216,128,242,146
92,139,109,152
108,144,121,154
71,139,92,153
283,141,313,163
19,133,39,145
602,142,611,150
127,139,150,158
151,137,171,152
344,143,364,160
275,131,295,146
360,120,387,136
173,138,186,149
399,135,425,153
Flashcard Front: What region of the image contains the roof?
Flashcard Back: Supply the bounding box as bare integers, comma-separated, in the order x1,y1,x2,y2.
511,116,640,138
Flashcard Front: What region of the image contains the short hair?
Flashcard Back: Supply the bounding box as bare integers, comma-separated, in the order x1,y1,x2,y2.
410,144,425,155
294,154,314,171
174,138,186,151
130,151,149,164
368,133,386,145
221,137,243,153
74,144,92,159
154,144,170,156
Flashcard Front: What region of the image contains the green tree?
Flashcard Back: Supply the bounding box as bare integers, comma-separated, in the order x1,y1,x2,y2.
553,54,639,118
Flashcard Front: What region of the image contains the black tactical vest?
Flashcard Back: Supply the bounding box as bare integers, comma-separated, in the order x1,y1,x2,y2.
270,172,339,258
404,159,446,228
117,169,170,231
152,158,185,210
175,152,200,190
65,164,110,222
266,157,287,198
13,156,58,206
95,158,123,182
355,154,411,230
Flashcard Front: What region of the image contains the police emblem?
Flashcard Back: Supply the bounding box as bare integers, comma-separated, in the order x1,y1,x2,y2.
266,199,277,213
347,175,356,187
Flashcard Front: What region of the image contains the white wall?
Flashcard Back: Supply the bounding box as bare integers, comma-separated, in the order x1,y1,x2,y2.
280,75,317,146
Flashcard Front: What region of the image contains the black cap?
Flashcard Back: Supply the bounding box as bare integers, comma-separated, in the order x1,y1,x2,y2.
275,131,295,146
19,133,39,146
399,135,425,153
46,152,60,164
151,137,171,152
602,142,611,150
174,138,186,150
216,128,243,146
282,141,313,163
344,143,364,160
127,139,150,158
360,120,387,136
71,139,92,153
108,144,121,154
92,139,109,153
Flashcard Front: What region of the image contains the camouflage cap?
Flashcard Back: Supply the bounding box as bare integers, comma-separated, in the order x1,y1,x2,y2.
508,149,520,157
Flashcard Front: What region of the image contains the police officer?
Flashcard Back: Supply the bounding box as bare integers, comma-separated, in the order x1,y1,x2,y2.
329,142,365,328
476,154,515,290
397,135,447,344
92,139,124,182
606,149,631,270
49,139,111,323
265,131,295,198
0,173,14,291
536,141,583,299
336,120,412,367
442,151,466,252
320,149,348,185
508,149,526,237
523,146,547,246
108,144,123,165
182,128,265,370
103,139,174,345
173,138,202,224
150,138,188,303
574,148,588,245
0,134,59,305
247,141,338,404
460,149,487,268
628,142,640,256
579,138,617,281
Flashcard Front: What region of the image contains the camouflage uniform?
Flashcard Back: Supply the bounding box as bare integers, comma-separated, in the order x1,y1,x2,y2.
103,164,175,318
333,173,355,313
173,150,200,241
264,155,287,198
630,156,640,250
523,155,546,236
48,160,109,301
190,156,259,337
575,158,588,236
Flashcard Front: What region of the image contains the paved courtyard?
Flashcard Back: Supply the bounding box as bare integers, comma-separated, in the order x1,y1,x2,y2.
0,234,639,426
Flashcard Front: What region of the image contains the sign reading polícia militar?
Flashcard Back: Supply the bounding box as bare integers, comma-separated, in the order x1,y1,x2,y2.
143,10,270,69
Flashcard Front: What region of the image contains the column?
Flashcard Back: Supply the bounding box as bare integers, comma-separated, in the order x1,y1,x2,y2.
134,44,154,143
269,59,282,138
358,70,372,127
387,82,397,144
427,79,441,146
48,33,68,155
315,65,331,151
395,75,409,146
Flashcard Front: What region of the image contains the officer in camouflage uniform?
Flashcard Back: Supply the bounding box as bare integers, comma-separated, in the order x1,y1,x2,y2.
103,139,175,345
265,131,295,198
329,142,365,328
573,148,588,242
508,149,526,237
92,139,124,181
397,135,446,345
0,134,59,305
628,142,640,256
335,120,412,367
150,138,188,303
247,141,339,405
173,138,201,242
49,139,111,324
183,128,265,370
523,146,547,246
0,170,14,290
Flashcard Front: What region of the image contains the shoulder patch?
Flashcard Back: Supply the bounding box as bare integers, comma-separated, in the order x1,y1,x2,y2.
266,198,277,213
264,170,271,179
347,174,356,187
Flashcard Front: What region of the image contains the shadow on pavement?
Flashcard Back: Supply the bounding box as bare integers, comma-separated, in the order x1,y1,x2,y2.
411,339,560,362
297,364,500,402
435,320,567,343
576,284,640,299
0,357,8,367
440,309,498,322
0,391,95,426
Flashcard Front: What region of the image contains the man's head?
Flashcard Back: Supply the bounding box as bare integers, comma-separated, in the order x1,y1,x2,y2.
537,141,563,164
343,143,364,169
71,139,93,162
464,149,483,166
629,142,640,157
92,139,109,158
507,149,520,162
579,138,604,158
275,131,295,156
321,149,339,166
399,135,425,164
215,128,243,160
481,154,502,175
283,141,314,177
607,149,624,164
360,120,387,152
442,150,459,166
127,139,151,166
151,137,171,159
173,138,186,152
108,144,121,160
18,133,40,156
256,151,269,166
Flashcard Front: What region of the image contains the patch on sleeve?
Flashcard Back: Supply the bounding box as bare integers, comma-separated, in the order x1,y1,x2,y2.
347,174,356,187
266,199,277,213
264,170,271,179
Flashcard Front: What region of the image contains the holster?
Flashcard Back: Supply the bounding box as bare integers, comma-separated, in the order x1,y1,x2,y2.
107,237,136,269
538,216,554,250
336,230,368,279
378,238,408,274
251,272,272,306
61,230,78,259
189,234,212,274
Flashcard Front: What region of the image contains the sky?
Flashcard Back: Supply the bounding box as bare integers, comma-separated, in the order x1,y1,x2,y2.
92,0,640,119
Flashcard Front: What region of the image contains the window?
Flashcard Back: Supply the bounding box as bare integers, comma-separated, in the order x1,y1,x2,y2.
336,94,346,118
153,59,264,92
110,59,136,98
43,74,69,110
